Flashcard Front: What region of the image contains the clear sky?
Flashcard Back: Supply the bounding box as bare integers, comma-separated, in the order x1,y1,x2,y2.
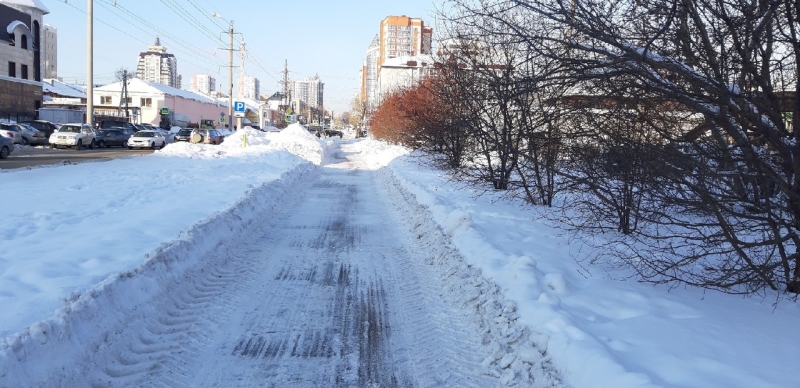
38,0,440,114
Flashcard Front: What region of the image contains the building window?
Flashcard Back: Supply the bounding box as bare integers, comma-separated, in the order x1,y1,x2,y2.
100,96,112,104
21,64,28,79
21,35,28,49
8,62,15,77
141,98,152,107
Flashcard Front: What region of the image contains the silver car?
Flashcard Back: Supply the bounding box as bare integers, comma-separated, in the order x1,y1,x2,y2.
17,124,49,145
0,123,24,144
0,136,13,159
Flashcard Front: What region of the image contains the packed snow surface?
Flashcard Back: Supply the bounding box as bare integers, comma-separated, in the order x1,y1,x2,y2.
1,129,797,387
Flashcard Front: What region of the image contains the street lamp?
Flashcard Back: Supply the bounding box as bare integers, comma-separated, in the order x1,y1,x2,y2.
212,12,234,130
86,0,93,126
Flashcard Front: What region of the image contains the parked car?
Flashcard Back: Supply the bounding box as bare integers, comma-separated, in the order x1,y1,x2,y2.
0,123,24,144
99,119,136,132
324,129,344,138
190,128,224,145
49,123,97,150
20,120,59,138
174,128,193,142
127,130,166,149
17,124,49,145
95,129,130,148
0,136,13,159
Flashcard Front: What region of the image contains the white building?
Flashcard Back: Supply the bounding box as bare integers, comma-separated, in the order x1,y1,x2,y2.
42,23,56,79
239,75,259,100
135,36,179,88
362,34,380,110
377,55,433,104
190,74,215,95
293,74,323,108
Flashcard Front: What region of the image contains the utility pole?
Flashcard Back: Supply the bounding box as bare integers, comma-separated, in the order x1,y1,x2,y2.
118,70,129,119
238,39,246,129
227,21,234,129
86,0,93,127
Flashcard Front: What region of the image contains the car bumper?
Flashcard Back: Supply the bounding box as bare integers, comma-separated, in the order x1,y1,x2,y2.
50,138,79,146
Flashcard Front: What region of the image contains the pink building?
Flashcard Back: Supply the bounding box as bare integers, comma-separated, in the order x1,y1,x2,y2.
92,78,229,127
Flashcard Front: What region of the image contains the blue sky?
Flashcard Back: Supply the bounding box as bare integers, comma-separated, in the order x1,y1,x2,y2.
39,0,439,113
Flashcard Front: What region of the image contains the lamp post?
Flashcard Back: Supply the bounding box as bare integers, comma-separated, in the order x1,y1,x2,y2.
212,12,234,130
86,0,93,126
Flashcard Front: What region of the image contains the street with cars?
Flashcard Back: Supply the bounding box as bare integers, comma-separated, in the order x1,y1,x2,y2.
0,119,236,168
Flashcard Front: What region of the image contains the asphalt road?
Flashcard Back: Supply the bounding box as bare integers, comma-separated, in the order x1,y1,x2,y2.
0,147,155,170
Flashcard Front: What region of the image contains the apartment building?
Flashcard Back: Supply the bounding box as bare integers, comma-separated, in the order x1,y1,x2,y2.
42,23,56,79
293,74,324,108
379,15,432,66
190,74,216,95
361,15,433,108
239,75,260,100
135,36,180,88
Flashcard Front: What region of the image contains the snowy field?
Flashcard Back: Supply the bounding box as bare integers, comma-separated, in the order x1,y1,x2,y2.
1,127,797,387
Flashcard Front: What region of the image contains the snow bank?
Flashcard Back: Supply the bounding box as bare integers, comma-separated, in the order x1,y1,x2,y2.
158,124,324,165
362,137,800,388
0,164,316,385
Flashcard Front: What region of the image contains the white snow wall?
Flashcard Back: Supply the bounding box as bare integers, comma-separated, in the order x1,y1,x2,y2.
0,163,317,386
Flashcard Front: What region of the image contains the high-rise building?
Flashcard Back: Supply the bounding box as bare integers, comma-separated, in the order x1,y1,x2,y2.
239,75,260,100
293,74,324,108
135,36,179,88
361,34,379,109
378,15,432,66
361,15,432,108
190,74,216,95
42,23,56,79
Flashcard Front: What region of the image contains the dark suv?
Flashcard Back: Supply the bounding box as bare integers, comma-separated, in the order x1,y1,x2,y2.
21,120,59,138
99,120,136,132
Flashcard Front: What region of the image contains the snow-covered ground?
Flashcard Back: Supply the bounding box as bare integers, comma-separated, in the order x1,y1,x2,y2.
356,139,800,388
1,128,797,387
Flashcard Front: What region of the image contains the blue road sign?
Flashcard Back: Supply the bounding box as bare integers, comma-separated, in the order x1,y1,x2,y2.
234,101,246,113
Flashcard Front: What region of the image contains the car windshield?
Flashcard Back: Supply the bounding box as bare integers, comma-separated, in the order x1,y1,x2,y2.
179,129,192,134
133,131,154,137
59,125,81,133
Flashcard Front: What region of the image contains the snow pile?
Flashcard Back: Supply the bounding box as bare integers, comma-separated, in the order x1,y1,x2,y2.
0,164,317,385
346,138,410,170
371,142,800,388
157,124,324,164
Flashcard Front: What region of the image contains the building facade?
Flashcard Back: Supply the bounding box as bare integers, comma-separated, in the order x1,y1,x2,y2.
0,0,47,121
93,78,226,127
239,75,260,100
378,15,432,66
42,23,56,79
135,37,179,88
360,15,432,109
293,74,323,108
361,34,380,109
190,74,215,95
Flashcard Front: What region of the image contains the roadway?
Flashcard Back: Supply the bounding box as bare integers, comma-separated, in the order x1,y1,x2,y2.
0,147,155,170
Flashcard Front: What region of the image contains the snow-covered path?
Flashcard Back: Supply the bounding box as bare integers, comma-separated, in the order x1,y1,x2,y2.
57,141,506,387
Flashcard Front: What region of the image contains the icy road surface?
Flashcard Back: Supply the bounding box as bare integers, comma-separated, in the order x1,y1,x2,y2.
68,141,516,387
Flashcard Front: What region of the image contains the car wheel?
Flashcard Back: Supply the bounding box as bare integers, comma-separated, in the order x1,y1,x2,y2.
98,140,106,148
89,139,95,149
50,144,56,149
75,139,82,151
160,141,165,149
22,138,29,146
150,141,156,150
128,145,133,150
0,145,9,159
